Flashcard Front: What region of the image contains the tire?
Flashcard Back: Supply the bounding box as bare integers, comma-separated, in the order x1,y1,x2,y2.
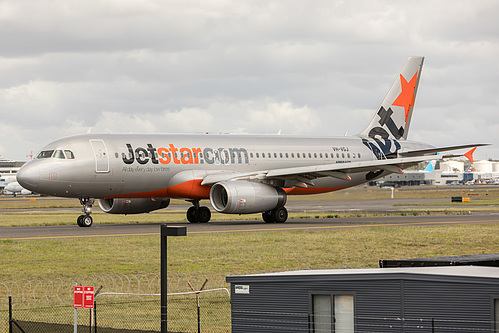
77,215,84,227
81,215,93,227
187,206,198,223
196,207,211,223
272,207,288,223
262,211,274,223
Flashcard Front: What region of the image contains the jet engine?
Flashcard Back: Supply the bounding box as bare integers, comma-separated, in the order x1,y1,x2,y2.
210,181,286,214
98,198,170,214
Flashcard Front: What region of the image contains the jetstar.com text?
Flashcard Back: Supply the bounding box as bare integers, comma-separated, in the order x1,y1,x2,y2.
122,144,249,165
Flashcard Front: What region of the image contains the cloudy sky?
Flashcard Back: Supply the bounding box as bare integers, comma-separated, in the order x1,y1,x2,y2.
1,0,498,161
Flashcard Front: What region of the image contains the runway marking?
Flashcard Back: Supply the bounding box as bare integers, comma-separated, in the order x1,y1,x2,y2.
2,218,499,240
2,233,159,241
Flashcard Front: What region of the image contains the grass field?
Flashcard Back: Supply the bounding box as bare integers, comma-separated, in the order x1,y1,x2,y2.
1,185,499,282
1,222,499,282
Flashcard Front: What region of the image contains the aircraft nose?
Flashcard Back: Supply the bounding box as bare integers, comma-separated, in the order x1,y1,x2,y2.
16,164,40,190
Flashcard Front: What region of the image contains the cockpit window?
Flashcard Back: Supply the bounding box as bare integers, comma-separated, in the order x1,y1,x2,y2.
36,149,75,159
64,150,75,159
37,150,54,159
54,150,65,159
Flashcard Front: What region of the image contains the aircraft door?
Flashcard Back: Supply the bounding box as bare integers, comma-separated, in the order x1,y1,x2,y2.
89,139,110,173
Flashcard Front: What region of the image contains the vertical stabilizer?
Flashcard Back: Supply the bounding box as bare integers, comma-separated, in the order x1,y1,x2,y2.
359,56,424,140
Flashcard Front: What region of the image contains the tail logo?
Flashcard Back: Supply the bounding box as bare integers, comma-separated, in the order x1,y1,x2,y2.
392,72,419,124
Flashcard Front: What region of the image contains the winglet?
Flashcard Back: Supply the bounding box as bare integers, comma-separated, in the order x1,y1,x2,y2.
464,147,477,164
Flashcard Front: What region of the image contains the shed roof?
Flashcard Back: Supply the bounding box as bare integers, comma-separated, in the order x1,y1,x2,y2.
227,266,499,284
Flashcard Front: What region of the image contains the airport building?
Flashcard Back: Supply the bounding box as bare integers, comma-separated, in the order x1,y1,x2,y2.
374,159,499,187
0,157,26,191
228,265,499,332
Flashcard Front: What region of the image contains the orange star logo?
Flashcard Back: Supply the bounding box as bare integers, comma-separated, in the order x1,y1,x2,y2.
392,71,418,123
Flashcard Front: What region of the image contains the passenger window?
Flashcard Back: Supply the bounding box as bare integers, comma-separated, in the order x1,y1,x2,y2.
250,153,254,158
314,153,317,158
347,153,350,158
268,153,271,158
342,153,345,158
280,153,283,158
37,150,54,159
64,150,75,159
291,153,294,158
358,153,361,158
336,153,340,158
274,153,277,158
256,153,260,158
285,153,289,158
308,153,312,158
320,153,323,158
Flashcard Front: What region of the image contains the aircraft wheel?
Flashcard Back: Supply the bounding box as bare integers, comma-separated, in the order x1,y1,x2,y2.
187,206,198,223
272,207,288,223
262,211,274,223
196,207,211,223
77,215,84,227
81,215,93,227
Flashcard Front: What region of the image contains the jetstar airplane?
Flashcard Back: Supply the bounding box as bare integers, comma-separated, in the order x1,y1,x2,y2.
17,57,488,227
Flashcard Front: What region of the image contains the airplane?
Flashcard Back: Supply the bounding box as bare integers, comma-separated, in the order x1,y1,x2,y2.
16,56,488,227
4,181,32,196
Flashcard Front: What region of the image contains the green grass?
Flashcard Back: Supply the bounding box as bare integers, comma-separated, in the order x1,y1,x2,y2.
2,223,499,282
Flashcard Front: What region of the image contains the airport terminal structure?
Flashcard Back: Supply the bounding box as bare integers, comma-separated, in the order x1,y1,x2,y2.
373,159,499,187
0,157,25,193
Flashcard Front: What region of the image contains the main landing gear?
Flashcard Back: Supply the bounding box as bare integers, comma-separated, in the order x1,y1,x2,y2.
77,198,94,227
186,199,211,223
262,207,288,223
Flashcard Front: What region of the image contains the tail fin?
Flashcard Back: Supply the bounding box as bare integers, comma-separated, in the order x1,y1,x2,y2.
359,56,424,140
423,159,437,172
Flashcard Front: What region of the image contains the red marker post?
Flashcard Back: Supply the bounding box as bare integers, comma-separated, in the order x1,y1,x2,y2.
73,286,84,308
83,286,94,309
73,286,94,333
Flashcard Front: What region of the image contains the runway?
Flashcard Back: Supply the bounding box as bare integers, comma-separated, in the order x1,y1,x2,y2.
2,213,499,241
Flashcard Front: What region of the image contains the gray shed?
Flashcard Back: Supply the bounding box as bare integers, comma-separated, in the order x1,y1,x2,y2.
227,266,499,332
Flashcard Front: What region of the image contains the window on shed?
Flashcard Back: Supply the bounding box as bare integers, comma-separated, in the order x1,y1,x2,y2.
312,295,331,333
312,294,354,333
334,295,354,332
495,299,499,333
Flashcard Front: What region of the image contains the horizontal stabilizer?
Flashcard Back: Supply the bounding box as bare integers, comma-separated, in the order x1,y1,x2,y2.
399,143,490,157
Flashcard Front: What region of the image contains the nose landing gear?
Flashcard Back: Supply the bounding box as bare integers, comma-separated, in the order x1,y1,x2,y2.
77,198,95,227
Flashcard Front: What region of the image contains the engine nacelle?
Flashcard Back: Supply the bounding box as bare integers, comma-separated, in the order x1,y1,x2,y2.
210,181,286,214
98,198,170,214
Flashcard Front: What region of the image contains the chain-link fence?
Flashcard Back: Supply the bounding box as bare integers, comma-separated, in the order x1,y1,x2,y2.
7,291,230,332
2,266,381,332
1,272,235,333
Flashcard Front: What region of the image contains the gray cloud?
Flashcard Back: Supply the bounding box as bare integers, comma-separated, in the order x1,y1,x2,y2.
0,0,498,161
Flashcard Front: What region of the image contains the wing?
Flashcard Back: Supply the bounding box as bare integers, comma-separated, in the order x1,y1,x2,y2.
201,144,490,188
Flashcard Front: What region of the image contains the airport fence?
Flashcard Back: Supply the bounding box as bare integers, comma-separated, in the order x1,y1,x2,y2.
1,272,233,332
3,266,384,332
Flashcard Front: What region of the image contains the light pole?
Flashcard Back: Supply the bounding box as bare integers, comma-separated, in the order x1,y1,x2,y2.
161,225,187,333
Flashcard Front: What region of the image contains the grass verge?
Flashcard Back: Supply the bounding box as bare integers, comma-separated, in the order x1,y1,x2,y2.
1,223,499,282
